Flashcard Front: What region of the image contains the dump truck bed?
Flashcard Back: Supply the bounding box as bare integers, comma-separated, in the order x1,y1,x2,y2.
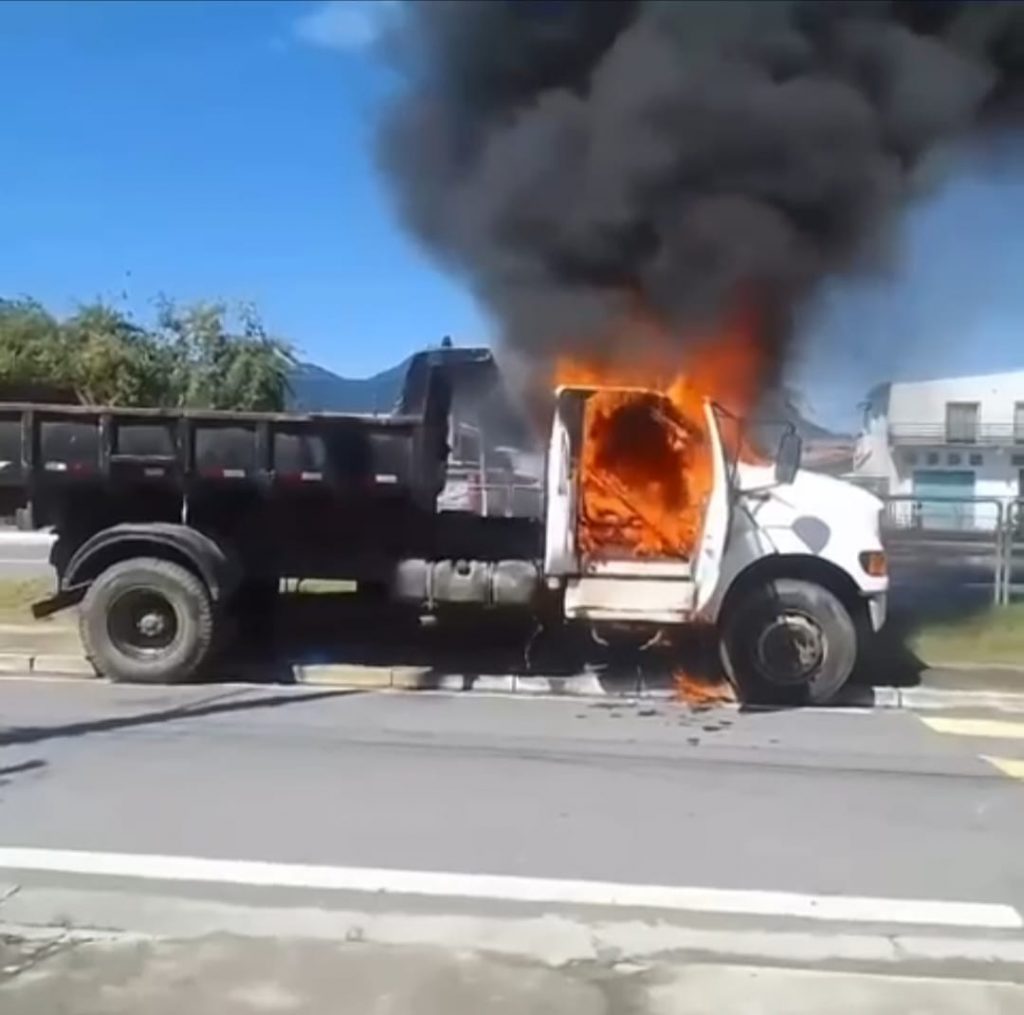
0,350,455,531
0,349,548,589
0,401,449,515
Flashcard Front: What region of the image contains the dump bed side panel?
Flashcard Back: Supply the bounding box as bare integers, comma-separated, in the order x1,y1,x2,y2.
0,408,441,497
0,393,450,547
0,411,24,487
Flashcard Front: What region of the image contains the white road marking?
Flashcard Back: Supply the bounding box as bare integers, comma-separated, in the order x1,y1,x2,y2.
917,718,1024,781
983,756,1024,781
921,717,1024,740
0,847,1018,930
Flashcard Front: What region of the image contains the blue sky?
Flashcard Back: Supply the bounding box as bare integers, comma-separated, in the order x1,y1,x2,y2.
0,0,487,376
1,1,1021,429
797,145,1024,427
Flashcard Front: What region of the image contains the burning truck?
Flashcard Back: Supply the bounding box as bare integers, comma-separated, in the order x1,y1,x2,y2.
541,343,888,704
11,344,886,705
32,0,1019,701
364,0,1023,702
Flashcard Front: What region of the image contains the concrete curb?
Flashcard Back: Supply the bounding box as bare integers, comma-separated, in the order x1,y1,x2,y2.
33,654,96,676
4,652,1024,711
0,654,94,678
6,884,1024,974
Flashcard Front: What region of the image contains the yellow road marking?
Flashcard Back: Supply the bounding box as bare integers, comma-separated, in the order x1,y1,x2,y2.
920,717,1024,740
983,757,1024,780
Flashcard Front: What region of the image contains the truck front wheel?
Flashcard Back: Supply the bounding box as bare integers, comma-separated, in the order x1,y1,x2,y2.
80,558,216,684
720,579,857,706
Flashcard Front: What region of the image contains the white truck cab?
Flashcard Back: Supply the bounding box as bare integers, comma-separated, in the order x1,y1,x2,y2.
544,386,887,704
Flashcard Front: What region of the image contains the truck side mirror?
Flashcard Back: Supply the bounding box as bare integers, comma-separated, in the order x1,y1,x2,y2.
775,430,802,485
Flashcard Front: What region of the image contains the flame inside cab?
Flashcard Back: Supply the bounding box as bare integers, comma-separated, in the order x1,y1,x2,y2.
576,387,713,564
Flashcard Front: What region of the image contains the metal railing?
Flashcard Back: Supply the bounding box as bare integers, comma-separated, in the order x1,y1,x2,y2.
438,480,543,518
881,495,1024,606
882,495,1005,534
888,422,1024,446
1007,500,1024,605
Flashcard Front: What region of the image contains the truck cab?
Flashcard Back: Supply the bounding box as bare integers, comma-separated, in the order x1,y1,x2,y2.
543,385,888,704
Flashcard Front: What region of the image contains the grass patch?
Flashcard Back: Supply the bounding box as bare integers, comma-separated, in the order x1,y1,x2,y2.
911,603,1024,666
0,577,56,622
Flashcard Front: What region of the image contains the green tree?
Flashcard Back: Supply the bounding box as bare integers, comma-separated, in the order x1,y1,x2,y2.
0,298,69,392
61,303,176,406
156,300,295,412
0,297,295,411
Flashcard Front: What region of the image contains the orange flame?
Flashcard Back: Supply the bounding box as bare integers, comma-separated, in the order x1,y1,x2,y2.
673,668,738,709
553,308,766,562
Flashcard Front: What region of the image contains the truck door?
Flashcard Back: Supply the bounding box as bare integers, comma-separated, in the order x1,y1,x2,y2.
693,401,732,612
543,390,582,576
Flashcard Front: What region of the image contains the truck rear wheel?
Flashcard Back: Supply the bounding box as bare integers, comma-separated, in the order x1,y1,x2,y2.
79,557,216,684
720,579,857,706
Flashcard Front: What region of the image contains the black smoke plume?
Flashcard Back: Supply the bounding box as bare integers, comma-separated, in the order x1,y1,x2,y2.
380,1,1024,388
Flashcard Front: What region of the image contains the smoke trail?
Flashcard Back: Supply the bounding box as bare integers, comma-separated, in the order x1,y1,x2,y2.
380,1,1024,384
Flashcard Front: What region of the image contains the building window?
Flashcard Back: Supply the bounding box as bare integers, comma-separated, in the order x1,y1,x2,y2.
904,451,918,465
946,402,980,443
948,452,962,466
1015,403,1024,444
1013,454,1024,467
969,453,983,466
927,452,940,466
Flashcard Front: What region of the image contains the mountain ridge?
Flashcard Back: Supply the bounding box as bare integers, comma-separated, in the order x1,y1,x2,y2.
287,357,844,442
288,359,411,414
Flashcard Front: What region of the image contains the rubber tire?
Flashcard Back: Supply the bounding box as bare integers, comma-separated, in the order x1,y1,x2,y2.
79,557,215,684
720,578,857,706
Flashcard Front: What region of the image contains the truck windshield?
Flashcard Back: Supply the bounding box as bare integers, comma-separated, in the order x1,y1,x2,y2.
715,403,799,472
710,403,749,486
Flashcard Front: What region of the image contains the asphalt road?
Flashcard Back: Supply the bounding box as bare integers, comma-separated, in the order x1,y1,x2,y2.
3,681,1024,1009
1,681,1022,907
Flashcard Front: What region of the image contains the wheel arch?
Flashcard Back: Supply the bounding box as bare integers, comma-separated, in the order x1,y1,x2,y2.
61,524,239,602
716,554,867,628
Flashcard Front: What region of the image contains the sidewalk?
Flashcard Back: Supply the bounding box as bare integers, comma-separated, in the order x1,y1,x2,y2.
3,930,1022,1015
0,620,91,677
0,621,82,655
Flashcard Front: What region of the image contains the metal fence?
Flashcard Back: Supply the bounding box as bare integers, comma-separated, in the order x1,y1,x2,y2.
880,495,1024,606
1007,500,1024,606
476,482,543,518
438,479,543,518
888,423,1024,445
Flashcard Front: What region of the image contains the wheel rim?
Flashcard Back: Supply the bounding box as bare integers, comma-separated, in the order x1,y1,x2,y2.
107,588,180,660
753,611,825,686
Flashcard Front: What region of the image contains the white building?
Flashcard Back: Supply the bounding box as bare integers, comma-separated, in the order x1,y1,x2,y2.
853,369,1024,530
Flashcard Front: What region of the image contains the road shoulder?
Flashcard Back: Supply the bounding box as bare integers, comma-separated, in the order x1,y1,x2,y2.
2,879,1024,1014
